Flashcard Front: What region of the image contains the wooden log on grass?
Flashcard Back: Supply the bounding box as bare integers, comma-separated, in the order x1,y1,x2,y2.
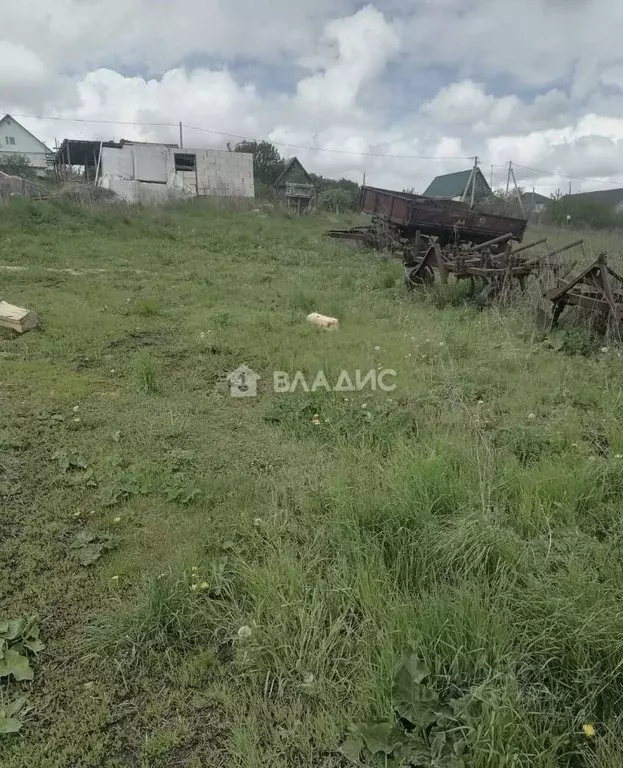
0,301,40,333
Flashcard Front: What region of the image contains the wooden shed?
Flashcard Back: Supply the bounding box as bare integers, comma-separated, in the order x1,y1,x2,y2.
274,157,315,213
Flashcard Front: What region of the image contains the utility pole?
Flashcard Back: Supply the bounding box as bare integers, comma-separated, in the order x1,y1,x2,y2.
179,122,184,149
506,161,512,196
362,171,366,188
490,164,494,189
461,156,477,206
568,180,572,196
470,156,478,209
509,163,525,218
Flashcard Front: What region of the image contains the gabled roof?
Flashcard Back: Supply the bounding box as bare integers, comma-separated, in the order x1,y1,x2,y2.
273,157,314,188
0,114,51,153
520,191,551,206
424,168,491,199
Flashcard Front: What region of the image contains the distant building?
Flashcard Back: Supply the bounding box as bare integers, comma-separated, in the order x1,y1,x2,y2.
520,191,551,216
567,188,623,213
274,157,315,213
54,139,255,203
0,114,52,173
424,168,491,202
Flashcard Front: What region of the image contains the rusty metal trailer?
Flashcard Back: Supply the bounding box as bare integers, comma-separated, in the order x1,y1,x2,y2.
357,186,528,246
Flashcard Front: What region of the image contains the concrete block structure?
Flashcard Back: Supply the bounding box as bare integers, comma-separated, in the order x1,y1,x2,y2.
96,143,254,203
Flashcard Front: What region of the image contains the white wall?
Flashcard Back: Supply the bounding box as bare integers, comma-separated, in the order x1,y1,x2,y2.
0,117,49,169
99,144,254,202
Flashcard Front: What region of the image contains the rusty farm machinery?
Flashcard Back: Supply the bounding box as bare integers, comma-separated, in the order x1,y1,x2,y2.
537,252,623,336
327,186,585,305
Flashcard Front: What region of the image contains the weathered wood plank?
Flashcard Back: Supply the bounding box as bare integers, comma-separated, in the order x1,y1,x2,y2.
0,301,40,333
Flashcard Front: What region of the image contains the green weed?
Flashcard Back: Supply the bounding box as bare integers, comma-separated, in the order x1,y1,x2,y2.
132,351,161,393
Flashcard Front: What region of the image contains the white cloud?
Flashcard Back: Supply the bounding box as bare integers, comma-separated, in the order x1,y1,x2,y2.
2,1,623,196
295,6,401,118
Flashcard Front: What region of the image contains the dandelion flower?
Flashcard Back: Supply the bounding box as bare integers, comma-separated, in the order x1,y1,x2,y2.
477,400,484,406
73,418,81,423
73,405,80,413
113,516,121,523
237,625,253,639
439,341,445,347
615,454,622,459
200,332,206,339
111,575,119,581
190,583,198,591
583,724,596,738
253,517,263,527
303,672,315,684
191,566,198,572
374,346,381,351
528,413,536,420
361,403,367,409
601,347,609,354
199,581,210,590
110,369,116,373
73,511,82,517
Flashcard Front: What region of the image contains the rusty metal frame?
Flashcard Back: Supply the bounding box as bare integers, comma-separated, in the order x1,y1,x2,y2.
540,252,623,331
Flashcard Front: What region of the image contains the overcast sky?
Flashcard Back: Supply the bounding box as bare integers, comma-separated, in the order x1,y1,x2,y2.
2,0,623,195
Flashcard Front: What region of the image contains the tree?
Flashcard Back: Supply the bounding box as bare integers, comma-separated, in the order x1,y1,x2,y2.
479,188,526,217
310,174,360,211
317,188,358,213
234,140,285,186
0,152,34,179
546,195,620,229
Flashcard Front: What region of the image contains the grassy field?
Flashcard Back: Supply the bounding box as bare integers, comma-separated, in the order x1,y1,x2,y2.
1,198,623,767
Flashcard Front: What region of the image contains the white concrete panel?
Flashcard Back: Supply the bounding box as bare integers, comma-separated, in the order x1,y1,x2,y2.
133,145,168,183
136,182,170,204
104,178,140,203
101,146,134,179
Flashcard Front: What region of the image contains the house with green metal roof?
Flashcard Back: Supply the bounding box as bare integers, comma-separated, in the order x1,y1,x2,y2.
423,168,491,201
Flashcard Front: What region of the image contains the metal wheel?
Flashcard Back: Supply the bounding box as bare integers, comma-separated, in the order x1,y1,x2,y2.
405,265,434,290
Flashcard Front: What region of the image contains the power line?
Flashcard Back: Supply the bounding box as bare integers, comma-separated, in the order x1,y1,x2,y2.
2,110,474,162
511,162,623,187
182,123,472,161
6,112,177,128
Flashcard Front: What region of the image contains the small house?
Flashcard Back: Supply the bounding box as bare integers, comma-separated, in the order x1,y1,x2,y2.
0,114,52,173
274,157,315,213
520,191,551,219
424,168,491,202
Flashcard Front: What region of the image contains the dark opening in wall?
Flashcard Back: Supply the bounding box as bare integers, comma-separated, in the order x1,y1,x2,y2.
175,153,196,172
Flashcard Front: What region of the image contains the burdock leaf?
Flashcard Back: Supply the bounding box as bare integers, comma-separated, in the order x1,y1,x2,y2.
23,638,45,654
356,722,400,755
339,734,364,763
0,712,22,735
0,649,34,681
